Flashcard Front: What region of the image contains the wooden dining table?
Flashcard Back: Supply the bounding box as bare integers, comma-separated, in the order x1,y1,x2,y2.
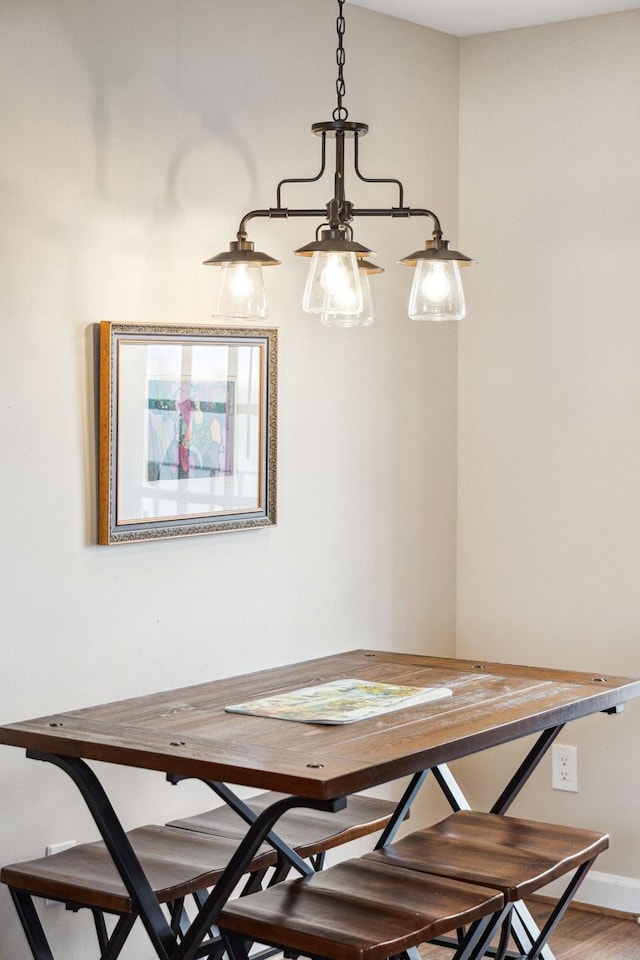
2,648,639,960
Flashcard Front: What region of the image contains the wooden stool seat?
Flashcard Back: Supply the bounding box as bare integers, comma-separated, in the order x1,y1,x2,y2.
364,810,609,900
168,792,397,861
218,856,505,960
1,824,277,914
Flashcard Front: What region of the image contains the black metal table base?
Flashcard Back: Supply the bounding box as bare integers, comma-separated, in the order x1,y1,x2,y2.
8,724,585,960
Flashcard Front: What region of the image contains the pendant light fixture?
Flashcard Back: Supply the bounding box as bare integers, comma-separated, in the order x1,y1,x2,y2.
204,0,475,326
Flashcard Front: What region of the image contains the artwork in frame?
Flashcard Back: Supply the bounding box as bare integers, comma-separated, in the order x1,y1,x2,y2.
98,322,277,544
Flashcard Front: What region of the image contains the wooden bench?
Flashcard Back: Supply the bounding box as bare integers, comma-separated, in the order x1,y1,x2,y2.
1,824,278,960
1,792,397,960
364,811,609,959
217,812,608,960
167,791,398,869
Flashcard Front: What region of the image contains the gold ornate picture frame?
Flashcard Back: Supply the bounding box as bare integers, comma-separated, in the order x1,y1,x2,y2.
98,322,277,544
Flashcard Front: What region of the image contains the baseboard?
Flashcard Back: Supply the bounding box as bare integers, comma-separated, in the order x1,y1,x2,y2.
541,870,640,918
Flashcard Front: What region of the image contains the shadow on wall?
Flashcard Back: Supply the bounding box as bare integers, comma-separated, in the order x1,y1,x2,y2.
54,1,262,218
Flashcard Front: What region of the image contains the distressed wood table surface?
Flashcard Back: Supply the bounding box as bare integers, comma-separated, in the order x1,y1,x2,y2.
2,649,638,799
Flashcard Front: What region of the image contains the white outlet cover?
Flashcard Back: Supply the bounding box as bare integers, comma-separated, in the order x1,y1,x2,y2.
551,744,578,792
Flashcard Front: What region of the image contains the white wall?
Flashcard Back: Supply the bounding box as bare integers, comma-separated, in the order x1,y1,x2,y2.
4,1,639,953
458,10,640,894
0,1,460,955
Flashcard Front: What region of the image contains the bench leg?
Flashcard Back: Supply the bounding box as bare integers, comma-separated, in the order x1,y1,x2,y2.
99,914,138,960
9,889,55,960
91,907,109,954
468,856,598,960
524,858,595,960
221,929,253,960
452,906,512,960
9,887,138,960
492,911,513,960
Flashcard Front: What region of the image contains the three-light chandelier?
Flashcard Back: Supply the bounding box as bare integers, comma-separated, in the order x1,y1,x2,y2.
205,0,475,328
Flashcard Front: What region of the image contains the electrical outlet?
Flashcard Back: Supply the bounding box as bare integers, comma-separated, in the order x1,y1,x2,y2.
551,744,578,792
44,841,76,907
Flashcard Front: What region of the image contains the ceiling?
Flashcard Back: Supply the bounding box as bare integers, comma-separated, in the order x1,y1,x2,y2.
348,0,640,36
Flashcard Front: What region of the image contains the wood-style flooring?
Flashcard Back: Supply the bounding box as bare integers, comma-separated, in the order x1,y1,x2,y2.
420,903,640,959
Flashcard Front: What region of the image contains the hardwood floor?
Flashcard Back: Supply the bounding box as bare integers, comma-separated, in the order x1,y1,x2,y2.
420,903,640,959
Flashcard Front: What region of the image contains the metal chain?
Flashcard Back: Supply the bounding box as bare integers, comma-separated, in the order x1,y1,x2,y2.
333,0,348,121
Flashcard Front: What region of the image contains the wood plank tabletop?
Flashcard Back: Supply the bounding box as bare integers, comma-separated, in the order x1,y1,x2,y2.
1,650,638,799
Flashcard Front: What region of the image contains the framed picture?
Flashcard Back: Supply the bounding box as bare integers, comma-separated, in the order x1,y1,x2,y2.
98,322,277,544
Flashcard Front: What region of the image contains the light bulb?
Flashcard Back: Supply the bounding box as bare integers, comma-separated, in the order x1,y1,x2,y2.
214,262,268,320
321,267,374,327
228,263,254,299
421,262,450,303
408,259,466,321
320,255,358,309
302,251,363,315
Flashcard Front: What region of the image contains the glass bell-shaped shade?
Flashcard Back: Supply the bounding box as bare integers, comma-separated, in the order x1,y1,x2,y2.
214,262,268,320
408,259,466,321
321,266,374,328
302,251,363,316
